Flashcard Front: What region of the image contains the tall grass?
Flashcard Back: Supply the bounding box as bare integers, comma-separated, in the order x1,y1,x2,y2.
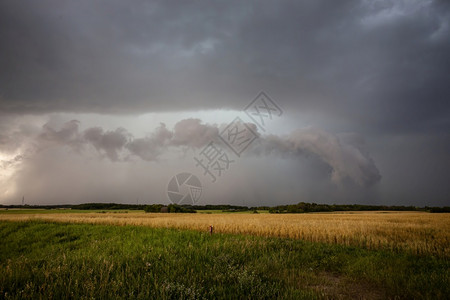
1,211,448,257
1,221,449,299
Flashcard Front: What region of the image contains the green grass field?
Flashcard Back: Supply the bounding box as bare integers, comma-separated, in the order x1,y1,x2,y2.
0,209,140,214
0,209,269,214
0,220,448,299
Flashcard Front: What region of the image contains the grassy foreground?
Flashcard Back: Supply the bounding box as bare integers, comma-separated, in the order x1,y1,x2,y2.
1,211,449,257
1,221,448,299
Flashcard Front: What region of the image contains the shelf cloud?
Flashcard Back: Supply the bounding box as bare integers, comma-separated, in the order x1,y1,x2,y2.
0,0,449,206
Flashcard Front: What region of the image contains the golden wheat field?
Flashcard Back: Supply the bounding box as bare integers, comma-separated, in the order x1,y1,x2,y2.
1,211,449,257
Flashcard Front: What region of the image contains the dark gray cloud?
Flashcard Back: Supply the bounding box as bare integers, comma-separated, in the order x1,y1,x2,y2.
0,1,449,206
2,118,380,187
84,127,130,161
0,117,385,205
126,123,172,161
39,120,83,152
171,119,219,148
1,0,449,134
255,129,381,187
1,116,449,206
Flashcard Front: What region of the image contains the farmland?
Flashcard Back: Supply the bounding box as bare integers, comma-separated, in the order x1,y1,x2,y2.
0,211,449,299
1,211,448,256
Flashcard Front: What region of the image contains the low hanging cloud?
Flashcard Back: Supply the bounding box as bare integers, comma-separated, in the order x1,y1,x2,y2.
125,123,173,161
84,127,130,161
2,118,381,188
257,129,381,187
171,119,219,148
39,120,84,152
0,0,448,207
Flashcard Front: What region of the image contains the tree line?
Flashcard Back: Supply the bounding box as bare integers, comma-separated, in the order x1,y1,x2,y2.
1,202,448,213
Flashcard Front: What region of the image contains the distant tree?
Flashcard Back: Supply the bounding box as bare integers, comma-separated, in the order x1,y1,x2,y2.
144,204,164,213
167,204,196,213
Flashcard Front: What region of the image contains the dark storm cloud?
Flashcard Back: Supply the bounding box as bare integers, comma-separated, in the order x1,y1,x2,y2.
40,120,83,152
170,119,219,148
126,123,172,161
255,129,381,187
1,0,449,134
2,118,381,189
3,115,449,206
1,1,449,206
84,127,130,161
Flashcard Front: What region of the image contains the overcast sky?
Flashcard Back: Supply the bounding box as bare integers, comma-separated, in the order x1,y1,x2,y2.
1,0,449,206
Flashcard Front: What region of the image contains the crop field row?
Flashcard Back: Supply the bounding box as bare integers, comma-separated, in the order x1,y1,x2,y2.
1,211,448,257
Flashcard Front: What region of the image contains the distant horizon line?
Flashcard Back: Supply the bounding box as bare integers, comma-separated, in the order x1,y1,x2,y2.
1,202,448,210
